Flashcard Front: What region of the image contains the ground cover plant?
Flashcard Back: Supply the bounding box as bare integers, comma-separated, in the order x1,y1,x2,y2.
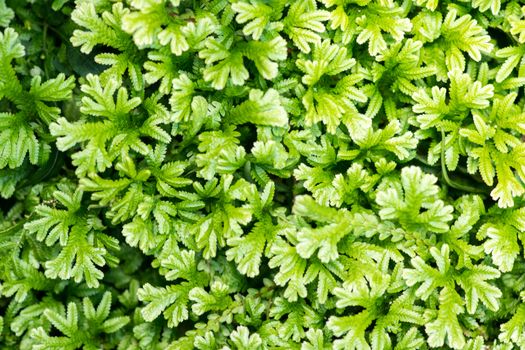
3,0,525,348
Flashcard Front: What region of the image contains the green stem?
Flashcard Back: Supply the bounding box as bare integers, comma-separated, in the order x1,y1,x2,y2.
42,23,49,79
0,220,25,236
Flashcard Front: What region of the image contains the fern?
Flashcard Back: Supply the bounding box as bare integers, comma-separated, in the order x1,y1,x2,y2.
4,0,525,349
30,292,129,349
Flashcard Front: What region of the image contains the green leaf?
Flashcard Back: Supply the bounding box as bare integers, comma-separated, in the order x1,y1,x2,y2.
425,287,465,349
138,282,191,327
0,0,13,27
0,27,24,61
457,265,501,313
284,0,330,53
440,10,493,70
231,0,275,40
376,166,453,233
294,196,352,262
200,39,249,89
229,89,288,127
226,221,267,277
500,304,525,345
477,223,520,272
229,326,263,350
244,36,288,80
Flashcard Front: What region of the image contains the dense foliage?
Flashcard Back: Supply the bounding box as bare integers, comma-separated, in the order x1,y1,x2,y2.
3,0,525,348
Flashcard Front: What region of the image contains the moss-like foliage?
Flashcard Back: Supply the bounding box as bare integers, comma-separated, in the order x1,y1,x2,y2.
3,0,525,349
